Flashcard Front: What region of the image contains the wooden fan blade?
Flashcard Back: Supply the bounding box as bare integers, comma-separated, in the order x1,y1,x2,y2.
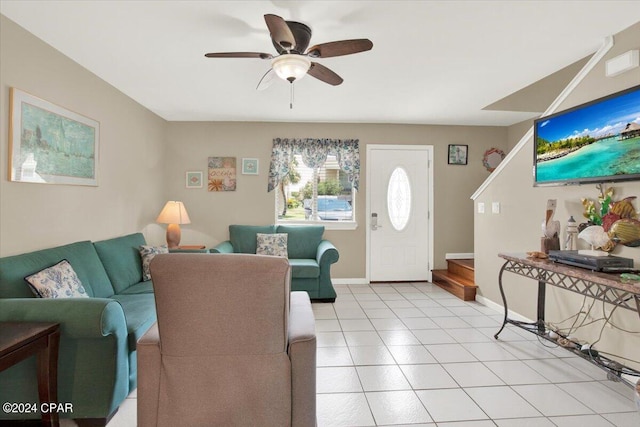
307,39,373,58
205,52,273,59
308,62,343,86
264,14,296,50
256,68,276,91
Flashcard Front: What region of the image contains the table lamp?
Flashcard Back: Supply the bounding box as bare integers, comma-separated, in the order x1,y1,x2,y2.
156,201,191,249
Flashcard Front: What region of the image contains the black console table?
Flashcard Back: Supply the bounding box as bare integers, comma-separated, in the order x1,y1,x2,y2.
495,253,640,387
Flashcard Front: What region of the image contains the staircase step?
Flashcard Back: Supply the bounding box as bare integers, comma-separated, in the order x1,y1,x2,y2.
431,269,477,301
447,259,474,282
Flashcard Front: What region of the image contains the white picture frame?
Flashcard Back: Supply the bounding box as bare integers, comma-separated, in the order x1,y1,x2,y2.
242,158,259,175
185,171,203,188
9,88,100,186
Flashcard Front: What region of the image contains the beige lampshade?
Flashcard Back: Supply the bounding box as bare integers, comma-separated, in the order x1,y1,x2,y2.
156,201,191,225
156,201,191,249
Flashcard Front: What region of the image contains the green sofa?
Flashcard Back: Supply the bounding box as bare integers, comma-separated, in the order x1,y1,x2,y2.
211,225,339,302
0,233,156,426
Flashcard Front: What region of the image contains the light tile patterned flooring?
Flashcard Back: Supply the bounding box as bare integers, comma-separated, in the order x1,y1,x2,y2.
90,282,639,426
312,282,639,427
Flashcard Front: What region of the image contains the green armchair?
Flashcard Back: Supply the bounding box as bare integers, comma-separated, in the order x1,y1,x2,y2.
211,225,339,302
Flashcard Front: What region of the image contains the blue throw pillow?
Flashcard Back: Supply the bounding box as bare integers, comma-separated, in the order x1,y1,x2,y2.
25,259,89,298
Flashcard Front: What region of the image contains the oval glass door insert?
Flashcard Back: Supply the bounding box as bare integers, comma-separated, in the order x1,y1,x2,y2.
387,167,411,231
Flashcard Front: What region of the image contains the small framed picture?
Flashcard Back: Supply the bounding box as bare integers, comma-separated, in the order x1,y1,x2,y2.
448,144,468,165
185,171,203,188
242,158,259,175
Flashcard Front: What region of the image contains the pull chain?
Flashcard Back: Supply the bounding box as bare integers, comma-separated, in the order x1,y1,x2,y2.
289,82,294,109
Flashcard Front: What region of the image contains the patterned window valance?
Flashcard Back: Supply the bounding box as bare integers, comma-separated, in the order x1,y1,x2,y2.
267,138,360,192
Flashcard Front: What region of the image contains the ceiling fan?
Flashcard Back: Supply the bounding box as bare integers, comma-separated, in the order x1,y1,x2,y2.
204,14,373,90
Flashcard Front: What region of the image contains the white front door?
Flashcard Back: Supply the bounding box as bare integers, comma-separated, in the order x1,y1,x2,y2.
367,145,433,282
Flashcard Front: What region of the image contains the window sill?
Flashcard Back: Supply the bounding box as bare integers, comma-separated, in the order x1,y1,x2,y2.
276,220,358,231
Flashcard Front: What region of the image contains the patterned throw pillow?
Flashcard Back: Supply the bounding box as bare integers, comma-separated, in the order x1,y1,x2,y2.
139,245,169,281
25,259,89,298
256,233,288,257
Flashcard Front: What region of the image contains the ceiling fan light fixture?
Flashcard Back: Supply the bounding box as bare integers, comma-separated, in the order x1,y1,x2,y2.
272,54,311,83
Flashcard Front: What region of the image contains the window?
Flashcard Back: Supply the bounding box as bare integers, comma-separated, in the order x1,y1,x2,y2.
387,166,411,231
275,154,355,223
268,138,360,228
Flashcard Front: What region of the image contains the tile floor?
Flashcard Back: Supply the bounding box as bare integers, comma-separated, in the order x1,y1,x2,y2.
72,282,639,426
313,282,639,427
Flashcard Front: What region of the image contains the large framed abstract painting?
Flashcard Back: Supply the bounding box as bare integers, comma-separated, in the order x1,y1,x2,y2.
208,157,236,191
9,88,99,186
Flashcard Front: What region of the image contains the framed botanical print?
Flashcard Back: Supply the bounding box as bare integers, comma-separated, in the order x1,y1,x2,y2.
208,157,236,191
448,144,468,165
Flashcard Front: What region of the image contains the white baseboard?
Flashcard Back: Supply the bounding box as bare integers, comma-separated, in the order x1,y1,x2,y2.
475,295,533,323
333,281,533,324
333,278,369,285
445,253,474,260
474,295,501,313
476,296,638,387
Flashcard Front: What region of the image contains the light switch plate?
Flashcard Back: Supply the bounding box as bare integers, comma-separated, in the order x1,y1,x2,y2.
492,202,500,214
477,202,485,214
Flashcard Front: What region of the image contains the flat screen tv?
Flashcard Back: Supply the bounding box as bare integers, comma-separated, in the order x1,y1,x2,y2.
534,84,640,186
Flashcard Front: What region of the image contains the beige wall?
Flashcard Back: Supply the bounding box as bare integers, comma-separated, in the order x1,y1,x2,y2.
0,16,167,256
164,122,507,278
507,118,533,152
474,22,640,369
3,8,636,367
0,13,508,278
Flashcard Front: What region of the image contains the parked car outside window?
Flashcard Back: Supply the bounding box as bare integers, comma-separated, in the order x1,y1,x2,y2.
305,196,353,221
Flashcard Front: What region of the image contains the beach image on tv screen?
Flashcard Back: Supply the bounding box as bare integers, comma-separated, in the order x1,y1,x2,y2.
535,87,640,183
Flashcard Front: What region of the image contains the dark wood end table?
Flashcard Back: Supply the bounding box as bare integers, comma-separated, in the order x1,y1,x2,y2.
0,322,61,427
178,245,206,250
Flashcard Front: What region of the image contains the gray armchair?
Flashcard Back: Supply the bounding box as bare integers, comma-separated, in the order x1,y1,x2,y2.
137,253,316,427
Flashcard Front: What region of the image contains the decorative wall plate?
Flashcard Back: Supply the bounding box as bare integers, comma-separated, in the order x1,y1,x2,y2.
482,147,506,172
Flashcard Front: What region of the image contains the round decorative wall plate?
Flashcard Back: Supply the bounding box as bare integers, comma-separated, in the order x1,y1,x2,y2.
482,148,506,172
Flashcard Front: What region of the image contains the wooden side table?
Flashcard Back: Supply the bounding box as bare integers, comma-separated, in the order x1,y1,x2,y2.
0,322,61,427
169,245,209,253
178,245,206,250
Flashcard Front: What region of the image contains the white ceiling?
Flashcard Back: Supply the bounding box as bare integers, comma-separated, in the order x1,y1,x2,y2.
2,1,639,126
